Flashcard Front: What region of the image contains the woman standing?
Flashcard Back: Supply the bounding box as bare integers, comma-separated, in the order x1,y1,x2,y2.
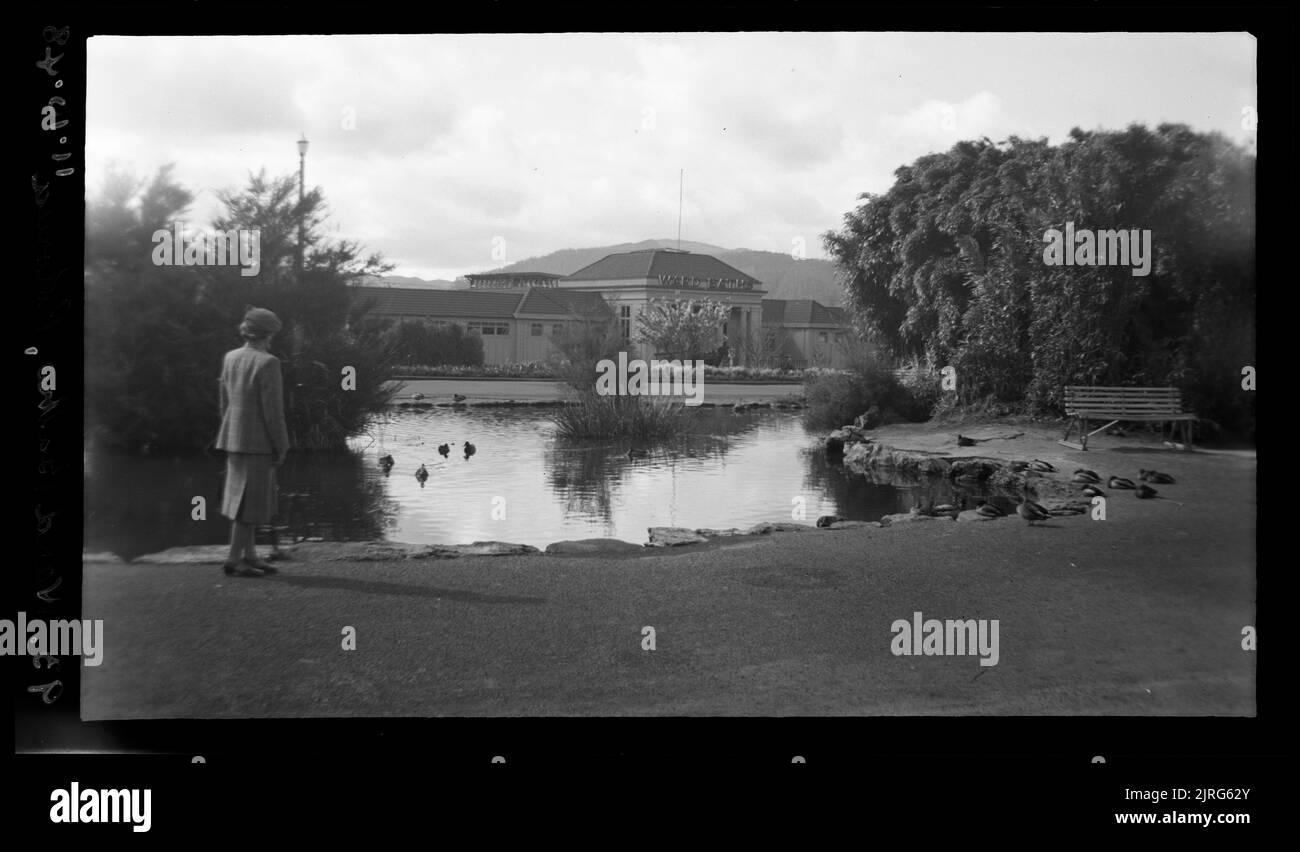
216,307,291,577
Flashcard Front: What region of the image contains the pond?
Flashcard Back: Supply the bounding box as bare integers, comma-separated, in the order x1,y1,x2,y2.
84,408,1012,560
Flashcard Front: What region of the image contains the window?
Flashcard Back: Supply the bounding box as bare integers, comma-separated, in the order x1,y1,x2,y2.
552,324,564,336
818,332,829,344
531,323,543,336
619,305,631,341
467,322,510,336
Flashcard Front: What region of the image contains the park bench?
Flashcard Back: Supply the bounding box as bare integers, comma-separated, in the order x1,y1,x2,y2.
1059,386,1195,451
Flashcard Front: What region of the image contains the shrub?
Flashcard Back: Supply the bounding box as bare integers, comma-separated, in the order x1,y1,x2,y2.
553,392,688,441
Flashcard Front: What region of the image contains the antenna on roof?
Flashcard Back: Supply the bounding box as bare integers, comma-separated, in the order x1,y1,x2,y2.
677,169,683,251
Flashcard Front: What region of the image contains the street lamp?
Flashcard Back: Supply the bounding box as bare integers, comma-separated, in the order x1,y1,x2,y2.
296,134,309,275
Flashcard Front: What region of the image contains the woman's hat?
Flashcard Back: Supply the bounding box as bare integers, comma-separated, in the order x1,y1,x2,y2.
240,307,283,339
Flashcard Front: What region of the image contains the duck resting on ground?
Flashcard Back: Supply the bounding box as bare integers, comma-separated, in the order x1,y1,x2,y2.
975,501,1005,518
1080,484,1106,499
1072,468,1101,483
437,443,450,458
1140,469,1176,484
1108,476,1136,490
1016,492,1051,525
1029,459,1056,473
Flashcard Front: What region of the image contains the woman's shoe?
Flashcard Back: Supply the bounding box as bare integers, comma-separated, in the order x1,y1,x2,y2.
223,560,259,578
243,557,277,574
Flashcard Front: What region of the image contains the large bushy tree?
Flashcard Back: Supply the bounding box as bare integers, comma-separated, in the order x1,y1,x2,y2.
86,165,398,453
824,124,1254,438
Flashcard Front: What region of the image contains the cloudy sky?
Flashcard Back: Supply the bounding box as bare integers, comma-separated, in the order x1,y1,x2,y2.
87,32,1255,280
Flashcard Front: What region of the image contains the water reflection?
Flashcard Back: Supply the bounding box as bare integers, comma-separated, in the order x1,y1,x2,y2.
85,408,1019,558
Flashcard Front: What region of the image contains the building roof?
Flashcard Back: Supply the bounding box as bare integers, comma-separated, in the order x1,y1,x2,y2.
353,285,613,321
566,249,762,287
353,287,523,319
761,299,845,327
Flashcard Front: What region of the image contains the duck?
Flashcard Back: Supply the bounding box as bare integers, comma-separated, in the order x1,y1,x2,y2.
1028,459,1056,473
1135,483,1158,499
463,441,476,458
975,501,1004,518
437,443,450,458
411,392,425,401
1140,469,1176,484
415,464,429,482
627,447,648,459
1072,468,1101,483
453,394,467,403
378,454,394,471
1080,484,1106,499
956,434,977,447
1108,476,1136,490
1016,492,1051,525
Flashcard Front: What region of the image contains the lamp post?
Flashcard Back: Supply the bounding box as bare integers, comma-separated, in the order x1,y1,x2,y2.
296,134,309,275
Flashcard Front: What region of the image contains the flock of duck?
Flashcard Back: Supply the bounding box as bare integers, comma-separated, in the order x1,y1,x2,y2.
971,460,1180,525
377,441,477,485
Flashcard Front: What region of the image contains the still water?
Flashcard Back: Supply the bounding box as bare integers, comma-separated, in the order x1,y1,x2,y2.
85,408,1001,560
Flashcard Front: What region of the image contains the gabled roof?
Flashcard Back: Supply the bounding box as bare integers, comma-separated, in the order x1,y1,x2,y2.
517,288,612,317
566,249,761,286
762,299,845,326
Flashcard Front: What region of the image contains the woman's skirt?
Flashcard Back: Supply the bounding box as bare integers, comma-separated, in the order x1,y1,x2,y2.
221,452,278,524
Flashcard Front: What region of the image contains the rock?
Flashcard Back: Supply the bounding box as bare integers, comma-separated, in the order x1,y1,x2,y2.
426,541,540,558
880,512,954,526
957,509,999,522
695,528,746,538
132,545,242,565
282,540,538,561
646,527,709,547
844,442,950,478
828,520,879,530
544,538,645,555
816,514,840,528
747,522,810,535
82,551,124,564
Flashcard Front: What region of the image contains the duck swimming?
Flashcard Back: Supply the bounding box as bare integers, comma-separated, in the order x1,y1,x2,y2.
463,441,476,458
415,464,429,482
1140,469,1176,484
956,434,977,447
1108,476,1136,489
453,394,467,403
437,443,450,458
627,447,648,459
378,454,394,471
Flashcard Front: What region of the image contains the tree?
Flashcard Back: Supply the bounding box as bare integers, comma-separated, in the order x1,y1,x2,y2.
823,124,1254,438
635,298,728,361
86,165,400,453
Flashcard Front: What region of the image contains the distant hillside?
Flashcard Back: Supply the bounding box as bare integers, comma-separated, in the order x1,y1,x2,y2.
492,239,845,305
358,274,464,289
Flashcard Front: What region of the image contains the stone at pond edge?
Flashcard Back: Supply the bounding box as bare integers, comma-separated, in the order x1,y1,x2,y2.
545,538,646,555
880,512,954,526
956,509,999,522
646,527,709,547
695,528,747,538
747,522,811,535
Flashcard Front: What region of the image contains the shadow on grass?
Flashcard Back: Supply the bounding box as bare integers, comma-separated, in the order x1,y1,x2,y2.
258,572,547,605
